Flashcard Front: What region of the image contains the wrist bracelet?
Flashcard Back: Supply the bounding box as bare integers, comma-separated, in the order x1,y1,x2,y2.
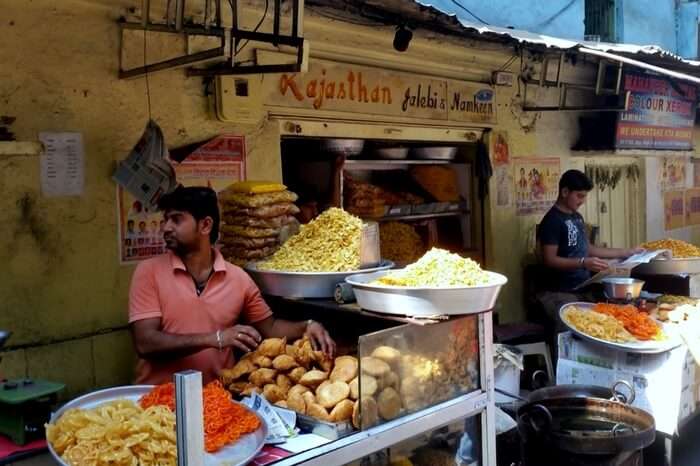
216,330,223,352
306,319,314,332
579,257,585,267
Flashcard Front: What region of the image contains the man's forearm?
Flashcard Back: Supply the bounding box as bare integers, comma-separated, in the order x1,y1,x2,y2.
255,317,307,341
132,328,217,360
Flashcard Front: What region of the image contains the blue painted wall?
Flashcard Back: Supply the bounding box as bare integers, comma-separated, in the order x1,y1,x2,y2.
619,0,676,50
678,1,700,58
430,0,700,58
425,0,585,40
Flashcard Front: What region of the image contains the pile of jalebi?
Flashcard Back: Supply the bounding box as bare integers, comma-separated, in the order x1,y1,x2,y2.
592,303,663,341
139,380,261,453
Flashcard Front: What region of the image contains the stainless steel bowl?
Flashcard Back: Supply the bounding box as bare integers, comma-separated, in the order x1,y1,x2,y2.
245,260,395,298
321,139,365,157
601,277,644,300
346,270,507,316
411,146,458,160
374,147,409,160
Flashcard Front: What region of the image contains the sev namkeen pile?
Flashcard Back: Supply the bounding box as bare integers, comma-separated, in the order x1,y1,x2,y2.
258,208,363,272
373,248,492,287
640,238,700,258
46,381,260,465
379,222,425,265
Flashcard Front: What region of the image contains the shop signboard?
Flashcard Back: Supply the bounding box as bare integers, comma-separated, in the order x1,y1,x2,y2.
273,59,497,124
616,70,696,150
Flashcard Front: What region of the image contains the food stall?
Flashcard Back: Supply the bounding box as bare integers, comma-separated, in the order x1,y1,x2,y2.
551,238,700,465
44,201,506,466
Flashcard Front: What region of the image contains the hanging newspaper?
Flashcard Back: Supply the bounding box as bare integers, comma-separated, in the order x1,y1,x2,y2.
113,120,178,211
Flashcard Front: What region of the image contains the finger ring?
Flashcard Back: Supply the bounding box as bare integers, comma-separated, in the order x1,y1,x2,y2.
237,333,241,338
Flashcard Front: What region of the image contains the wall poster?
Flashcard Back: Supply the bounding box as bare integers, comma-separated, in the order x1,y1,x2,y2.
513,157,561,216
117,135,246,264
658,156,687,192
491,131,511,208
693,160,700,188
685,188,700,226
664,190,685,231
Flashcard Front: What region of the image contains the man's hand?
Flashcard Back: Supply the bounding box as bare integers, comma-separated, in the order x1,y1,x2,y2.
221,325,262,352
583,257,609,273
305,321,336,357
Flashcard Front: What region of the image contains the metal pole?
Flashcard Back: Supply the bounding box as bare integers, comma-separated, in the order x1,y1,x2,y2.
175,371,205,466
579,47,700,85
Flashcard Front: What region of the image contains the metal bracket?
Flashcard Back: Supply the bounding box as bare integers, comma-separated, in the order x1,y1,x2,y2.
118,0,306,79
187,0,306,77
118,0,227,79
521,54,627,112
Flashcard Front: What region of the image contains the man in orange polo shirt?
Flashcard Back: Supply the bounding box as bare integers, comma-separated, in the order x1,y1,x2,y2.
128,186,335,384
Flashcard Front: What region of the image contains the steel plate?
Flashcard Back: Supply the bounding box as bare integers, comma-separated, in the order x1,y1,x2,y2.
345,270,507,316
245,261,394,298
559,302,682,354
47,385,268,466
633,257,700,275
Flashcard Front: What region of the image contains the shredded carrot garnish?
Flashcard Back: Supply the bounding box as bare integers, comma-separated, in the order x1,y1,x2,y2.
593,303,662,341
139,380,261,453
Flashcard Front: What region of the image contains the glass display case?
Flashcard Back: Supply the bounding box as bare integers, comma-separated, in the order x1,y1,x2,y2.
270,311,496,466
344,414,483,466
356,316,480,429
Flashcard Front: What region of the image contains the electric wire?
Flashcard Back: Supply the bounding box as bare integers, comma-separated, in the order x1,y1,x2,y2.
450,0,489,25
143,0,152,120
229,0,269,57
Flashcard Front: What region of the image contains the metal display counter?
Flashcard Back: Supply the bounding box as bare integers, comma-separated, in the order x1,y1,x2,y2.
263,304,497,466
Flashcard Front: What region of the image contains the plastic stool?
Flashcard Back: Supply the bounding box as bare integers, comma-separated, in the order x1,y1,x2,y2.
515,341,554,385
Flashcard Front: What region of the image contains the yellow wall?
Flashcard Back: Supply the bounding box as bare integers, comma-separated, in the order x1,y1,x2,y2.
0,0,604,396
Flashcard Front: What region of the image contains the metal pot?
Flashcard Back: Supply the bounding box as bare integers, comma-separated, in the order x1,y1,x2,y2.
0,331,9,349
411,146,458,160
374,147,409,160
601,278,644,300
527,380,635,405
517,396,655,455
320,138,365,157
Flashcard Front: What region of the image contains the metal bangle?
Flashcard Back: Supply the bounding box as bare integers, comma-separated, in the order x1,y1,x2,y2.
216,330,222,352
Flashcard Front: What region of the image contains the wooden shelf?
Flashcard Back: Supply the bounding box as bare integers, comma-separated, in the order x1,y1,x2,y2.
344,159,457,170
372,210,469,222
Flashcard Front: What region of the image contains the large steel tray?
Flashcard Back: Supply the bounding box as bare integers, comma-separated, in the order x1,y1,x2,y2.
633,257,700,275
245,261,394,298
559,302,682,354
345,270,507,316
47,385,267,466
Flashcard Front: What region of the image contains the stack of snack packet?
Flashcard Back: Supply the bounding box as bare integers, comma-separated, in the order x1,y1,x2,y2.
219,181,300,266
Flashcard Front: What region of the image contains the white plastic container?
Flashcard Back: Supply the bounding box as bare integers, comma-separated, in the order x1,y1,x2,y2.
494,344,523,403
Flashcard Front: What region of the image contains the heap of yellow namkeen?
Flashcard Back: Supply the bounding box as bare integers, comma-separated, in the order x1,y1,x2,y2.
641,238,700,258
258,208,363,272
373,248,492,287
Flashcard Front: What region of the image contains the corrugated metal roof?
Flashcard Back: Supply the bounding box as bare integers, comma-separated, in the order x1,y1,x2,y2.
414,0,700,68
